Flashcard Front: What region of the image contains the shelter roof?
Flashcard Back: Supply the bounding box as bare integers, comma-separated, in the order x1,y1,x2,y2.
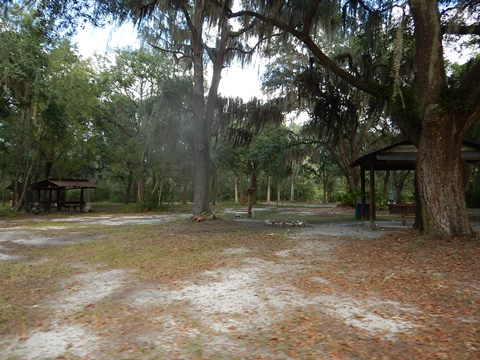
351,140,480,170
31,178,95,189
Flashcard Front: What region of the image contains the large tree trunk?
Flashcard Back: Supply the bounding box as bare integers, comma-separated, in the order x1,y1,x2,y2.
191,116,211,214
190,5,229,215
410,0,473,236
191,0,211,215
416,118,472,236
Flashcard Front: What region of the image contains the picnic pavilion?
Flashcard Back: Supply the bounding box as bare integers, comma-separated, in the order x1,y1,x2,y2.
29,178,95,213
351,140,480,227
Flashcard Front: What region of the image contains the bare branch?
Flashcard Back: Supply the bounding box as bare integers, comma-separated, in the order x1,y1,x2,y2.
205,46,216,62
147,41,192,61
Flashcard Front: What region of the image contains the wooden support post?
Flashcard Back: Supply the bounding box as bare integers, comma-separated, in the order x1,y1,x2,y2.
80,187,84,213
360,167,366,221
369,165,376,229
48,189,52,213
56,189,60,211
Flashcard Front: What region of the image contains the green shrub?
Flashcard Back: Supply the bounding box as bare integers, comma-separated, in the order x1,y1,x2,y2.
0,207,18,217
337,191,360,207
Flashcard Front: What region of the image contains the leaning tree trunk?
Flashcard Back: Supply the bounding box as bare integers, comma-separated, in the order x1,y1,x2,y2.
416,119,472,236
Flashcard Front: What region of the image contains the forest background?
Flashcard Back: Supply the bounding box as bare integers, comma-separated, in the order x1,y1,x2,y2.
1,0,479,234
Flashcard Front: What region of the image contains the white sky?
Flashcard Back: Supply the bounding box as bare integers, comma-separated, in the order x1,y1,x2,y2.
72,23,265,102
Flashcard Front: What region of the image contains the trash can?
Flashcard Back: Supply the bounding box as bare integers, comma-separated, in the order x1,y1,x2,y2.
355,200,369,220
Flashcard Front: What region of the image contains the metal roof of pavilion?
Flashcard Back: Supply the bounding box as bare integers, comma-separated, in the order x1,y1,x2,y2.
351,140,480,170
31,178,96,190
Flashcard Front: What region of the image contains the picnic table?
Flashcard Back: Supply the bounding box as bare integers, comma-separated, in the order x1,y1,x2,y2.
388,204,416,226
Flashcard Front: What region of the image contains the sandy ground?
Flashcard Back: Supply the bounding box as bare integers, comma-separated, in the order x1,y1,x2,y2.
0,209,478,359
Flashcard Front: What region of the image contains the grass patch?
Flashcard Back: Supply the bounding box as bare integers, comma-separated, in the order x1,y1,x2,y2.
0,217,289,337
28,221,289,284
0,207,21,217
220,207,355,225
91,201,194,213
0,260,72,334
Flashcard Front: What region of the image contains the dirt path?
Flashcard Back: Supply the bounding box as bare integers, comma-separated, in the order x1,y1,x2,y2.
0,212,478,359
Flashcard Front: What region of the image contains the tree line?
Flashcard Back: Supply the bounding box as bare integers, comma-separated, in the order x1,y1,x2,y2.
1,0,479,239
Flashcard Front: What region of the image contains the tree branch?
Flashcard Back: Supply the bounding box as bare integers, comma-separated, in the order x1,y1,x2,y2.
227,9,305,38
226,33,279,57
179,4,194,33
303,0,321,35
442,23,480,36
147,41,192,61
205,46,216,62
333,53,361,77
229,19,257,37
228,9,381,97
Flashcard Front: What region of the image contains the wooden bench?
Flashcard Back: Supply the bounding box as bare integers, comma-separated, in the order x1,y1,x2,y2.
63,202,81,211
388,204,416,226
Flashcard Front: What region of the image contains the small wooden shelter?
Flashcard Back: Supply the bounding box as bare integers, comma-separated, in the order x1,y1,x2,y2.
351,140,480,227
30,178,95,213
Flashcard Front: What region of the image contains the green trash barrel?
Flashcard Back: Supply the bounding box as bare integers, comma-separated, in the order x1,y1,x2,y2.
355,200,369,219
